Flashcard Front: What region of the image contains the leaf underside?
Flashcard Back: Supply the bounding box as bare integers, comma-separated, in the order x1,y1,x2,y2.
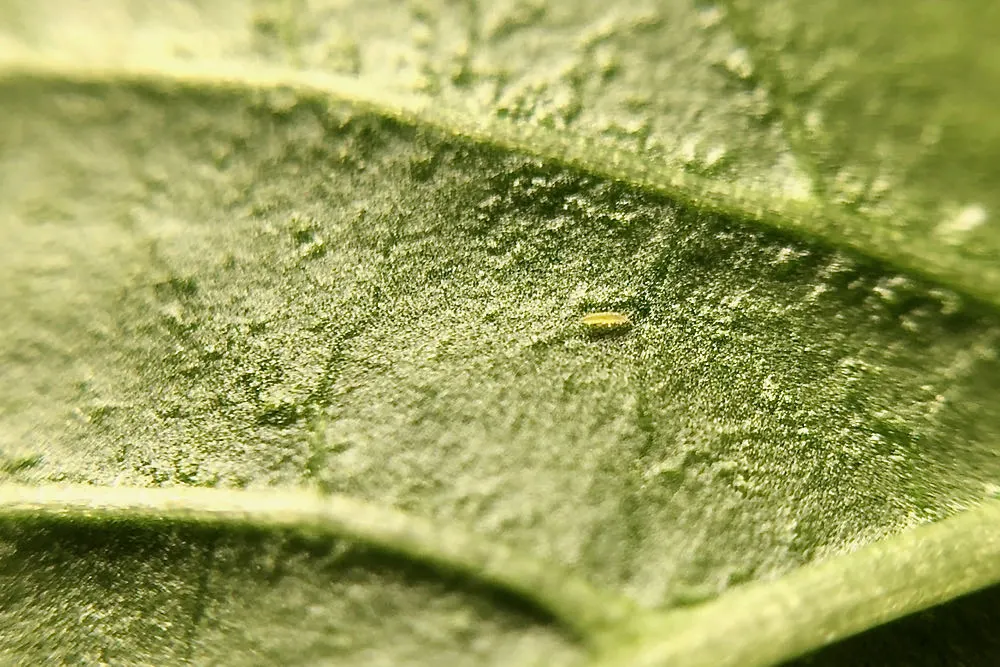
1,1,999,666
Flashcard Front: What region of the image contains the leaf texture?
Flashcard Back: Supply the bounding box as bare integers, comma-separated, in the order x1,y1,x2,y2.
1,1,999,665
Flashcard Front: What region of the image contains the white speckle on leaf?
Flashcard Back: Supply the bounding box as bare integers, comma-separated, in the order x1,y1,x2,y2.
936,204,987,243
724,48,754,80
697,5,725,29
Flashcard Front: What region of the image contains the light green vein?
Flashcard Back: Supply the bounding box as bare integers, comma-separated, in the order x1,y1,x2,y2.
0,483,638,644
594,498,1000,667
5,483,1000,666
1,57,998,310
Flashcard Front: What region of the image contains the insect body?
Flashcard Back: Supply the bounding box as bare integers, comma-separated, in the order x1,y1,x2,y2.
581,311,632,336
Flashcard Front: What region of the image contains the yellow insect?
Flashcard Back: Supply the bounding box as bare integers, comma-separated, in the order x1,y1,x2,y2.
580,311,632,336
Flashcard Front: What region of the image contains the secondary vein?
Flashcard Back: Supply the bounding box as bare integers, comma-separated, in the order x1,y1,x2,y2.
2,58,998,310
0,482,637,644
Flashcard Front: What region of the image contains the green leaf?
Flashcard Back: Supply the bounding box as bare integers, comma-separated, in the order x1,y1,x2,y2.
0,2,998,665
723,0,1000,307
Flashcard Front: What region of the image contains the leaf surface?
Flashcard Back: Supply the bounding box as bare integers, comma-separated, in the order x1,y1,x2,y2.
1,1,999,665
